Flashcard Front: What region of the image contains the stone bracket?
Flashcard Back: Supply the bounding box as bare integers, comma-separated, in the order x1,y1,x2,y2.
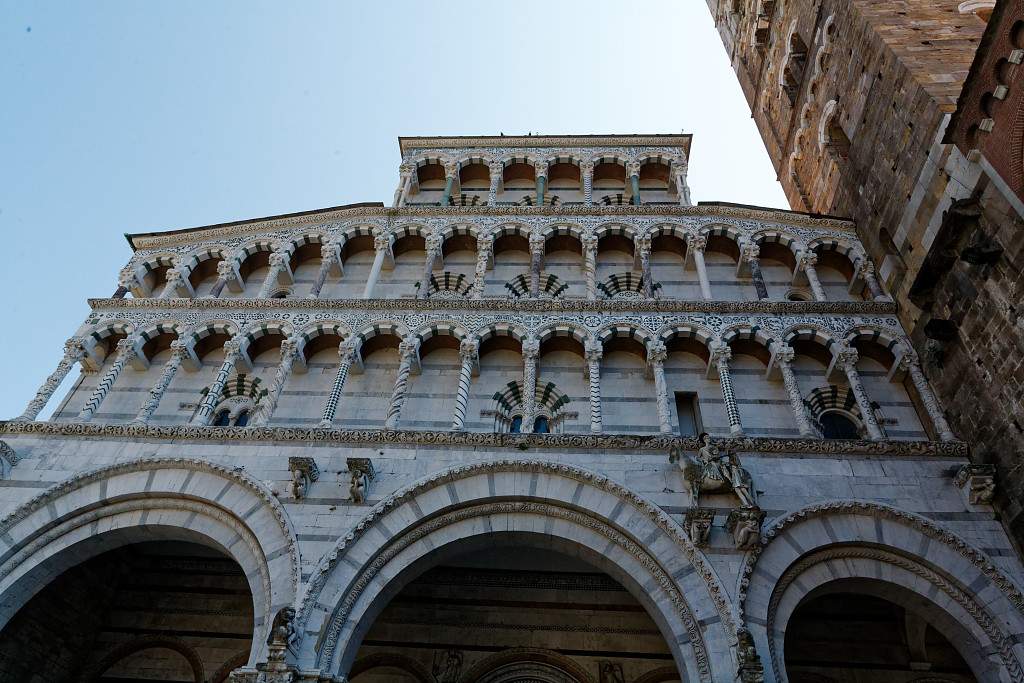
954,463,996,505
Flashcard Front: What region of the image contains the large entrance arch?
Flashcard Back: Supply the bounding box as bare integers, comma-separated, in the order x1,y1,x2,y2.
740,501,1024,683
296,460,737,682
0,457,299,667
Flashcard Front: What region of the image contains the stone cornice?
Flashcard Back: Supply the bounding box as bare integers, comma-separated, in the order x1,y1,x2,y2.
127,204,856,251
0,421,969,458
398,134,692,152
87,297,897,315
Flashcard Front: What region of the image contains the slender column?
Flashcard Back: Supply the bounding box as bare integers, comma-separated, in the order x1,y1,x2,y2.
743,242,769,300
363,236,391,299
487,162,503,205
77,337,136,422
394,163,413,207
209,261,235,298
319,340,359,427
441,161,458,206
900,351,955,441
673,160,692,205
310,242,341,298
836,347,884,440
711,341,744,436
582,234,599,301
520,337,540,429
799,251,827,301
774,347,815,437
451,339,479,431
647,341,672,434
471,234,493,299
112,286,128,298
535,161,548,206
131,339,188,425
584,340,603,433
687,235,713,300
580,160,594,206
17,337,86,421
529,232,545,298
858,258,888,300
385,336,419,429
417,235,443,299
258,252,289,299
637,235,654,298
159,268,184,299
191,340,242,425
628,161,642,206
252,337,299,427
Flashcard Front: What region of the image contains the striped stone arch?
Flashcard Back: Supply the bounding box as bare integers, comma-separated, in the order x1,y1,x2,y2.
86,321,135,347
428,272,473,298
598,272,658,299
409,155,451,171
235,239,277,267
296,322,350,359
134,252,178,276
534,321,590,346
499,153,541,169
389,223,431,242
338,223,376,243
179,247,227,278
240,320,294,349
436,222,482,242
475,321,528,345
412,320,470,346
541,222,586,241
809,237,862,267
804,384,861,423
635,153,674,168
491,380,572,428
286,231,329,253
592,153,627,167
353,320,411,344
783,325,840,355
135,321,184,360
504,274,568,300
699,223,744,245
454,152,494,170
649,222,693,242
189,320,240,348
751,229,803,255
593,222,636,240
720,324,777,353
657,323,716,349
544,153,582,168
201,373,268,405
492,222,532,240
597,322,653,347
843,325,903,354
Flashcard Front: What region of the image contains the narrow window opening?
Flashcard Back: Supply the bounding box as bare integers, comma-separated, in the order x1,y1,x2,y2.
674,392,702,437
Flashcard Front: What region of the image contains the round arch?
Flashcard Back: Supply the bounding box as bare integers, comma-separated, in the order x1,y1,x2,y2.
79,635,205,683
0,457,300,666
740,501,1024,683
295,460,737,682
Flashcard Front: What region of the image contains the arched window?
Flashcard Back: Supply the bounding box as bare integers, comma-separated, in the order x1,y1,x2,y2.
509,415,523,434
820,410,861,439
532,416,550,434
781,31,809,105
234,410,250,427
213,409,231,427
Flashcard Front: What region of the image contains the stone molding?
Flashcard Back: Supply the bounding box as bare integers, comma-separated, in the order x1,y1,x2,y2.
399,134,691,150
762,545,1024,683
297,459,737,681
88,296,896,315
127,205,855,251
0,422,970,457
737,500,1024,620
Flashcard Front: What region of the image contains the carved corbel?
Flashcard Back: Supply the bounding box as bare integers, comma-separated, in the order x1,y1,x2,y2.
287,456,320,500
735,627,766,683
347,457,375,504
684,507,715,547
726,508,765,550
0,440,18,478
954,463,996,505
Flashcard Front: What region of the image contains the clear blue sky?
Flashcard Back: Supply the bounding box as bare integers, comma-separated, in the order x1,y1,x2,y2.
0,1,787,419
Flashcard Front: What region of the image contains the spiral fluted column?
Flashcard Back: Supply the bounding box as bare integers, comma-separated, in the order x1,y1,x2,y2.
192,340,242,426
319,340,359,427
836,347,884,440
252,337,299,427
774,346,815,437
385,336,419,429
78,338,136,422
711,341,743,436
585,340,603,433
647,341,672,434
582,234,598,301
520,337,540,429
131,339,188,425
17,337,86,421
451,339,479,431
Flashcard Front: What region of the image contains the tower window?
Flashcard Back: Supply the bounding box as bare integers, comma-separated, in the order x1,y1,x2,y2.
510,415,523,434
533,416,550,434
674,392,702,437
820,411,860,439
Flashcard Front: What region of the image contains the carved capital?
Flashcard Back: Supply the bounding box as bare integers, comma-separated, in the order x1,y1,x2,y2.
797,250,818,269
459,339,479,361
773,345,795,365
581,233,599,252
709,340,732,363
584,339,603,363
626,160,642,177
687,234,708,252
533,160,549,179
521,337,540,359
373,234,393,252
398,336,420,358
647,340,668,365
834,346,859,369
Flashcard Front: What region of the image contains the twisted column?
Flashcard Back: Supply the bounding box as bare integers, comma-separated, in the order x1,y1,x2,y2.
385,336,419,429
637,235,654,298
582,234,598,301
529,232,545,298
17,337,86,421
319,340,359,427
159,268,184,299
628,161,642,206
131,339,188,425
252,337,299,427
451,339,479,431
441,161,458,206
471,234,492,298
687,235,713,300
799,251,827,301
584,340,603,433
836,347,884,440
363,235,391,299
775,346,815,437
742,242,769,300
209,260,236,298
520,337,540,429
580,160,594,205
487,162,503,205
417,235,443,299
647,341,672,434
310,242,341,298
898,349,955,441
78,337,136,422
191,340,242,425
258,252,289,299
711,341,744,436
534,161,548,206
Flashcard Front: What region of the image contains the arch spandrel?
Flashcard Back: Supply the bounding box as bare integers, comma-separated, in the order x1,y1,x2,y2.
295,460,738,683
0,457,300,667
740,501,1024,683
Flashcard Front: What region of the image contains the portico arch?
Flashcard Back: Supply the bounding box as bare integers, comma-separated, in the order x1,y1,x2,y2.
740,501,1024,683
0,457,300,666
297,460,736,682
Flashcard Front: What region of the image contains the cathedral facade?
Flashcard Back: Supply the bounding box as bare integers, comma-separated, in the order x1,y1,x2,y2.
0,134,1021,682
